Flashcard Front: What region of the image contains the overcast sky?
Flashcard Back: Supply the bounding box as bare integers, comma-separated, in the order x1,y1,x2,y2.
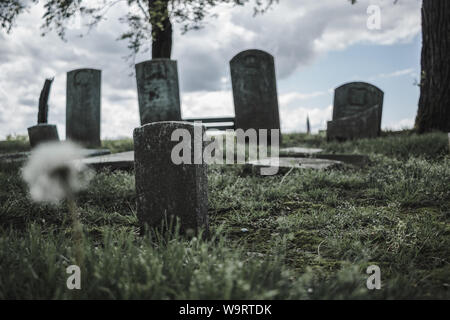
0,0,422,139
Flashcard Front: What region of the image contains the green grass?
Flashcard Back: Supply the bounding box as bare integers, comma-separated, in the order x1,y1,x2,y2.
0,134,30,154
283,130,449,160
0,135,135,155
101,138,134,154
0,131,449,299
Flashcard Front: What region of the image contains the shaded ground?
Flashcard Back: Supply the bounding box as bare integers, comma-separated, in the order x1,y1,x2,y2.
0,130,449,299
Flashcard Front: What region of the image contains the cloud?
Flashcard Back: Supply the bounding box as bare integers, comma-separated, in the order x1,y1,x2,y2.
0,0,421,139
281,104,333,134
279,91,329,105
279,91,333,133
180,89,333,134
181,91,234,118
383,117,415,131
370,68,417,80
173,0,421,91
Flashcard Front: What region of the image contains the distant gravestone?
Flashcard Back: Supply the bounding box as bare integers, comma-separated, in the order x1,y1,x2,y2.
66,68,101,147
247,157,342,173
134,121,208,234
28,124,59,148
327,82,384,141
135,59,182,125
27,78,59,148
230,50,281,137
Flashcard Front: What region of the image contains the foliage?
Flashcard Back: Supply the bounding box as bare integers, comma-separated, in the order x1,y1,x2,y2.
0,131,449,299
0,0,278,57
282,130,449,160
0,134,30,154
101,138,134,154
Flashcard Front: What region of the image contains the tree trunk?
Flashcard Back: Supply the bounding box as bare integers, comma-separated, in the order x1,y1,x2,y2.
149,0,172,59
415,0,450,133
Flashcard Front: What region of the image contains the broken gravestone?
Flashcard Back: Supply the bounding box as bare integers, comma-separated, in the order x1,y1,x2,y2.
230,50,281,141
327,82,384,141
247,157,342,174
27,77,60,148
66,68,101,147
135,59,182,125
133,121,208,234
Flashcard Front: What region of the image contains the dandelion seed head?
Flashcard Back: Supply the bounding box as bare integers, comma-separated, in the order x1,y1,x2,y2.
22,141,94,204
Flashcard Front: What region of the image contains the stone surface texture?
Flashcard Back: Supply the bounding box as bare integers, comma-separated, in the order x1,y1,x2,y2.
230,50,281,134
133,121,208,233
247,157,341,173
82,151,133,170
66,68,101,147
280,147,323,155
135,59,182,125
27,124,59,148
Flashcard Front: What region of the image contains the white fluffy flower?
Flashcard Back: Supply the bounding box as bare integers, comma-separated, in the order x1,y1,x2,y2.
22,141,93,203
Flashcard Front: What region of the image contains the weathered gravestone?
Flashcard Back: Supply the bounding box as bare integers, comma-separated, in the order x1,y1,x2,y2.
247,157,342,174
327,82,384,141
230,50,281,139
134,121,208,234
66,68,101,147
28,124,59,148
38,78,53,124
135,59,182,125
27,78,60,148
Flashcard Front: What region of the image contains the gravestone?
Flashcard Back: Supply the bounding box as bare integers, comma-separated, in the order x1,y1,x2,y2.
134,121,208,234
230,50,281,138
28,124,59,148
27,78,59,147
247,157,342,174
135,59,182,125
280,147,323,155
82,151,134,170
38,78,53,124
66,68,101,147
327,82,383,141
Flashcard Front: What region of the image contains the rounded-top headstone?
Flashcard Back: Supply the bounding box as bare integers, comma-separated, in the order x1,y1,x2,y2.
66,68,101,147
327,81,384,140
230,49,281,133
135,59,182,125
333,82,384,124
133,121,208,234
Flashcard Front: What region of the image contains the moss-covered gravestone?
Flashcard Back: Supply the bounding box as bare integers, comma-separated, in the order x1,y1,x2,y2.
66,68,101,147
135,59,182,125
133,121,208,234
27,78,60,148
230,50,281,137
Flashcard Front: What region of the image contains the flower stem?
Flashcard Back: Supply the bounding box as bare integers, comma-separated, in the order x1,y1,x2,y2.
67,192,83,268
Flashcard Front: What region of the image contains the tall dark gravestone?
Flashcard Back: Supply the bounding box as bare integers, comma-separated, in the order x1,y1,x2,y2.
66,68,101,147
27,78,60,148
230,50,281,135
134,121,208,234
327,82,384,141
135,59,182,125
38,78,53,124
